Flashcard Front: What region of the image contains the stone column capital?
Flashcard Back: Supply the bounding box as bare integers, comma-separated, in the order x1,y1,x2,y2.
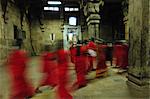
86,14,101,21
86,14,101,25
83,0,104,17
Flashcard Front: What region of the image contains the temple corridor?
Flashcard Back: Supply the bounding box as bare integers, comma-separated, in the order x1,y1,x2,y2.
0,0,150,99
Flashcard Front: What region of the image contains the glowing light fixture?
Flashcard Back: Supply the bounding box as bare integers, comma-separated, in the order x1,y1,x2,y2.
48,1,61,5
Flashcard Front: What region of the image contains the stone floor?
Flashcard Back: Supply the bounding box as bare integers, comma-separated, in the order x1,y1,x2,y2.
0,57,149,99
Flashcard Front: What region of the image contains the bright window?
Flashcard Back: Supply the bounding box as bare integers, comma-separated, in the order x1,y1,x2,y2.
65,7,70,11
70,8,74,11
49,7,53,10
69,17,77,26
48,1,61,5
44,7,59,11
53,7,59,11
44,7,49,10
64,7,79,12
74,8,79,11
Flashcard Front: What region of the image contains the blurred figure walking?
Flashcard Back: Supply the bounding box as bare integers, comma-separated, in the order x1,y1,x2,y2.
7,40,34,99
96,43,108,78
56,40,72,99
73,41,88,90
35,45,58,93
87,37,97,71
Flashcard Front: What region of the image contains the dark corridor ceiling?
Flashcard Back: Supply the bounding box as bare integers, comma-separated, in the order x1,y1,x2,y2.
10,0,124,21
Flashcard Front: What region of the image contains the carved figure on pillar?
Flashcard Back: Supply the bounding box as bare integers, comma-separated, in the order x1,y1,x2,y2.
84,0,104,16
83,0,104,39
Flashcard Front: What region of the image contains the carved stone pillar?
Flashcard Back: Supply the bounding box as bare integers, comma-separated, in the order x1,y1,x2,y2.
123,16,129,40
127,0,150,97
83,0,104,39
87,14,100,38
122,0,129,40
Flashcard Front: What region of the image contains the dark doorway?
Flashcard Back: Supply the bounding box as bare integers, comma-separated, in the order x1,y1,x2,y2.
100,1,125,42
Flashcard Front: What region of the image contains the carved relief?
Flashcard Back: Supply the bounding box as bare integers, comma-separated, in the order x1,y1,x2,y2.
122,0,129,17
84,0,104,16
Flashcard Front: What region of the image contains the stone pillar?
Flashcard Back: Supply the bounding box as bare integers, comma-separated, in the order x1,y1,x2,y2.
127,0,150,97
123,17,129,40
87,14,100,38
83,0,104,39
122,0,129,40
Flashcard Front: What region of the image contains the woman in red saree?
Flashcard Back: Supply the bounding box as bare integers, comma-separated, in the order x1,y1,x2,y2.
96,44,108,78
73,43,88,89
87,38,97,71
56,40,72,99
7,48,34,99
35,51,58,92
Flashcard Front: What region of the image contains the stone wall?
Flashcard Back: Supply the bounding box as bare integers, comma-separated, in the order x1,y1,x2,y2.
0,1,32,65
30,18,63,55
30,20,45,55
0,2,32,98
0,2,64,57
43,19,63,41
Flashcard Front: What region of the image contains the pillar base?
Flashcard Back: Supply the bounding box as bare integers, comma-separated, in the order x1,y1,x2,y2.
127,74,150,97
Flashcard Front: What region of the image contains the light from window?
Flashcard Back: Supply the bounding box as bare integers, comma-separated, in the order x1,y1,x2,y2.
44,7,49,10
53,7,59,11
69,17,77,26
65,7,69,11
49,7,53,10
64,7,79,12
48,1,61,5
74,8,79,11
70,8,74,11
44,7,59,11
